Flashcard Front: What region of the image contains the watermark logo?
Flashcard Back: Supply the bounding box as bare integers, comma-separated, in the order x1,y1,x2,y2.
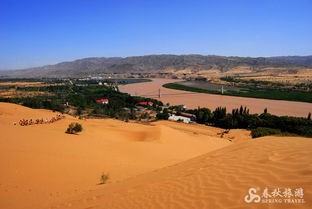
244,188,261,203
244,187,305,204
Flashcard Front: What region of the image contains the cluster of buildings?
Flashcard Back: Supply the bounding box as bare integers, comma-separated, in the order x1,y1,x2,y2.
95,98,195,124
168,112,196,124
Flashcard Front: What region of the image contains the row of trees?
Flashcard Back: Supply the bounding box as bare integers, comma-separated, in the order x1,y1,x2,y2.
0,84,165,122
1,80,311,138
185,106,312,138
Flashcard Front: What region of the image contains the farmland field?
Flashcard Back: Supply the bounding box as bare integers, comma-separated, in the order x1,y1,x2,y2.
163,81,312,103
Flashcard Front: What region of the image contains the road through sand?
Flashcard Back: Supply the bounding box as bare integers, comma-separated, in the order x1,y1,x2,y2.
119,78,312,117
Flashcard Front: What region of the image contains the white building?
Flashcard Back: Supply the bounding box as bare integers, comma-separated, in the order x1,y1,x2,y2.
168,114,191,124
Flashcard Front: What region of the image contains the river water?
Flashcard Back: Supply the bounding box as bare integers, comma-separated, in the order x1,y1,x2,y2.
119,78,312,117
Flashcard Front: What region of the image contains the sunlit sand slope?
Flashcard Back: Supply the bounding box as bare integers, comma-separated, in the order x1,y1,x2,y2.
54,137,312,209
0,102,231,209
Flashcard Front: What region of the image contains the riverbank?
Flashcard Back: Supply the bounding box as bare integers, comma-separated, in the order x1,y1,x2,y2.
163,81,312,103
119,78,312,117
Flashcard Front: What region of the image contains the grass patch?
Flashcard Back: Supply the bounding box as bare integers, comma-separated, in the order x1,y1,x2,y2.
163,82,312,103
251,127,298,138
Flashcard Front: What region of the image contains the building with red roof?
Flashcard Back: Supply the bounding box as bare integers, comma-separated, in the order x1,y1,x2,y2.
137,101,153,105
96,99,109,104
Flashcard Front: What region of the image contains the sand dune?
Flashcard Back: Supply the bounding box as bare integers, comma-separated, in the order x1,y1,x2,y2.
0,102,231,209
52,137,312,209
1,102,311,209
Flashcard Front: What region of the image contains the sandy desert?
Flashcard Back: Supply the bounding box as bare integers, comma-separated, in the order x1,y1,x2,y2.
0,102,311,209
0,102,231,209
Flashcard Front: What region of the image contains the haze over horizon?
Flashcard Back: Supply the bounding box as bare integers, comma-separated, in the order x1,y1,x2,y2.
1,0,312,70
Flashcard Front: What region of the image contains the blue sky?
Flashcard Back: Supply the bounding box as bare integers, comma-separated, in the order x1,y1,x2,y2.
1,0,312,69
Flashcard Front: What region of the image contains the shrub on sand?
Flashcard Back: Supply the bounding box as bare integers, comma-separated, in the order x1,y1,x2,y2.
66,123,83,134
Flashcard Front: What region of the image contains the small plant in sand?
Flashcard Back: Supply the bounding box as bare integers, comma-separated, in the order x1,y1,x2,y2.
65,122,83,134
100,173,109,184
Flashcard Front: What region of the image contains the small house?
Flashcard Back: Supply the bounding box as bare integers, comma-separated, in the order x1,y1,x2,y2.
96,99,109,104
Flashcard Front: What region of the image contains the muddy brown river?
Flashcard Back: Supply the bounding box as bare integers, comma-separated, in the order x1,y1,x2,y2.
119,78,312,117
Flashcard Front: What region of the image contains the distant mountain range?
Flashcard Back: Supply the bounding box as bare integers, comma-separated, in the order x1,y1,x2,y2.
1,55,312,78
268,56,312,66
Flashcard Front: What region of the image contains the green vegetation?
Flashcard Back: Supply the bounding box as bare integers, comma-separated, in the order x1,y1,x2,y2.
163,81,312,103
186,106,312,138
220,76,287,87
0,79,164,121
221,76,312,91
66,123,83,134
0,78,55,83
156,108,169,120
163,83,220,94
0,95,66,112
251,127,282,138
1,78,311,139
